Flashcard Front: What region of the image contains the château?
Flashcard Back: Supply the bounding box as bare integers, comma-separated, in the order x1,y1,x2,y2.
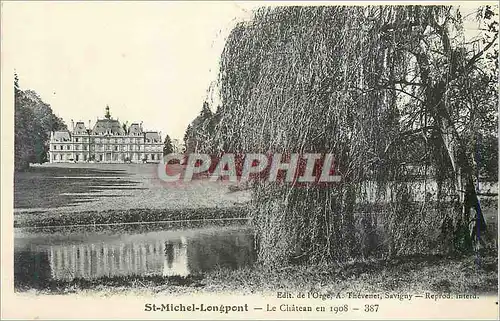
49,106,163,163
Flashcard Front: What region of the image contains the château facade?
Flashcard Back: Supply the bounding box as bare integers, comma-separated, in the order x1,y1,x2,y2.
49,106,163,163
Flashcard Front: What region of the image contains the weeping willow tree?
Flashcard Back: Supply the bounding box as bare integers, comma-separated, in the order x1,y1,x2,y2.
214,5,498,266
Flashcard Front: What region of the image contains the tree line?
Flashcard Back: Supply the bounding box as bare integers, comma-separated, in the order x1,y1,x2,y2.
14,73,67,171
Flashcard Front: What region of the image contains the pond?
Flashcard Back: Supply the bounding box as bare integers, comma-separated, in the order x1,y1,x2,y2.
14,220,255,287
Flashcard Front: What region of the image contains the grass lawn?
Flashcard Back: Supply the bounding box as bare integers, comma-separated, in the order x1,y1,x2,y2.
17,250,498,296
14,163,251,227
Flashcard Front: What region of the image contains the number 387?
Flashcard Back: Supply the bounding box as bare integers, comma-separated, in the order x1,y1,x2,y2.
364,304,379,312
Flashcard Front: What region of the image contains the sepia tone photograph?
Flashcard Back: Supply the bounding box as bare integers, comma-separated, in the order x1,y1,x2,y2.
1,1,499,319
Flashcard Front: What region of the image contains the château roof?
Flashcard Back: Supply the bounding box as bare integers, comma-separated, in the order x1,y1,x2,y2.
145,132,161,143
73,122,87,135
92,118,125,135
50,107,163,140
52,131,71,142
128,123,143,136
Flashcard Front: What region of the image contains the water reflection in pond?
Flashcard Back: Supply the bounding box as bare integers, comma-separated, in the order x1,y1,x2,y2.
14,221,255,287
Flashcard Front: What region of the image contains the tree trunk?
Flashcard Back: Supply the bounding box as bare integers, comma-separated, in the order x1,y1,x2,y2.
416,40,486,249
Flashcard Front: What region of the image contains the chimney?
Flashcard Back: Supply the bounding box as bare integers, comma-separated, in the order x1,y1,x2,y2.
71,119,74,132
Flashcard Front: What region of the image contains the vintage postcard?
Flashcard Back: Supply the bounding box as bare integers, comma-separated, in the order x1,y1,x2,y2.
1,1,498,319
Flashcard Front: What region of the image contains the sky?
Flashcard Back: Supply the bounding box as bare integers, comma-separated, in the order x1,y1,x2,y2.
4,1,258,140
3,2,492,141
